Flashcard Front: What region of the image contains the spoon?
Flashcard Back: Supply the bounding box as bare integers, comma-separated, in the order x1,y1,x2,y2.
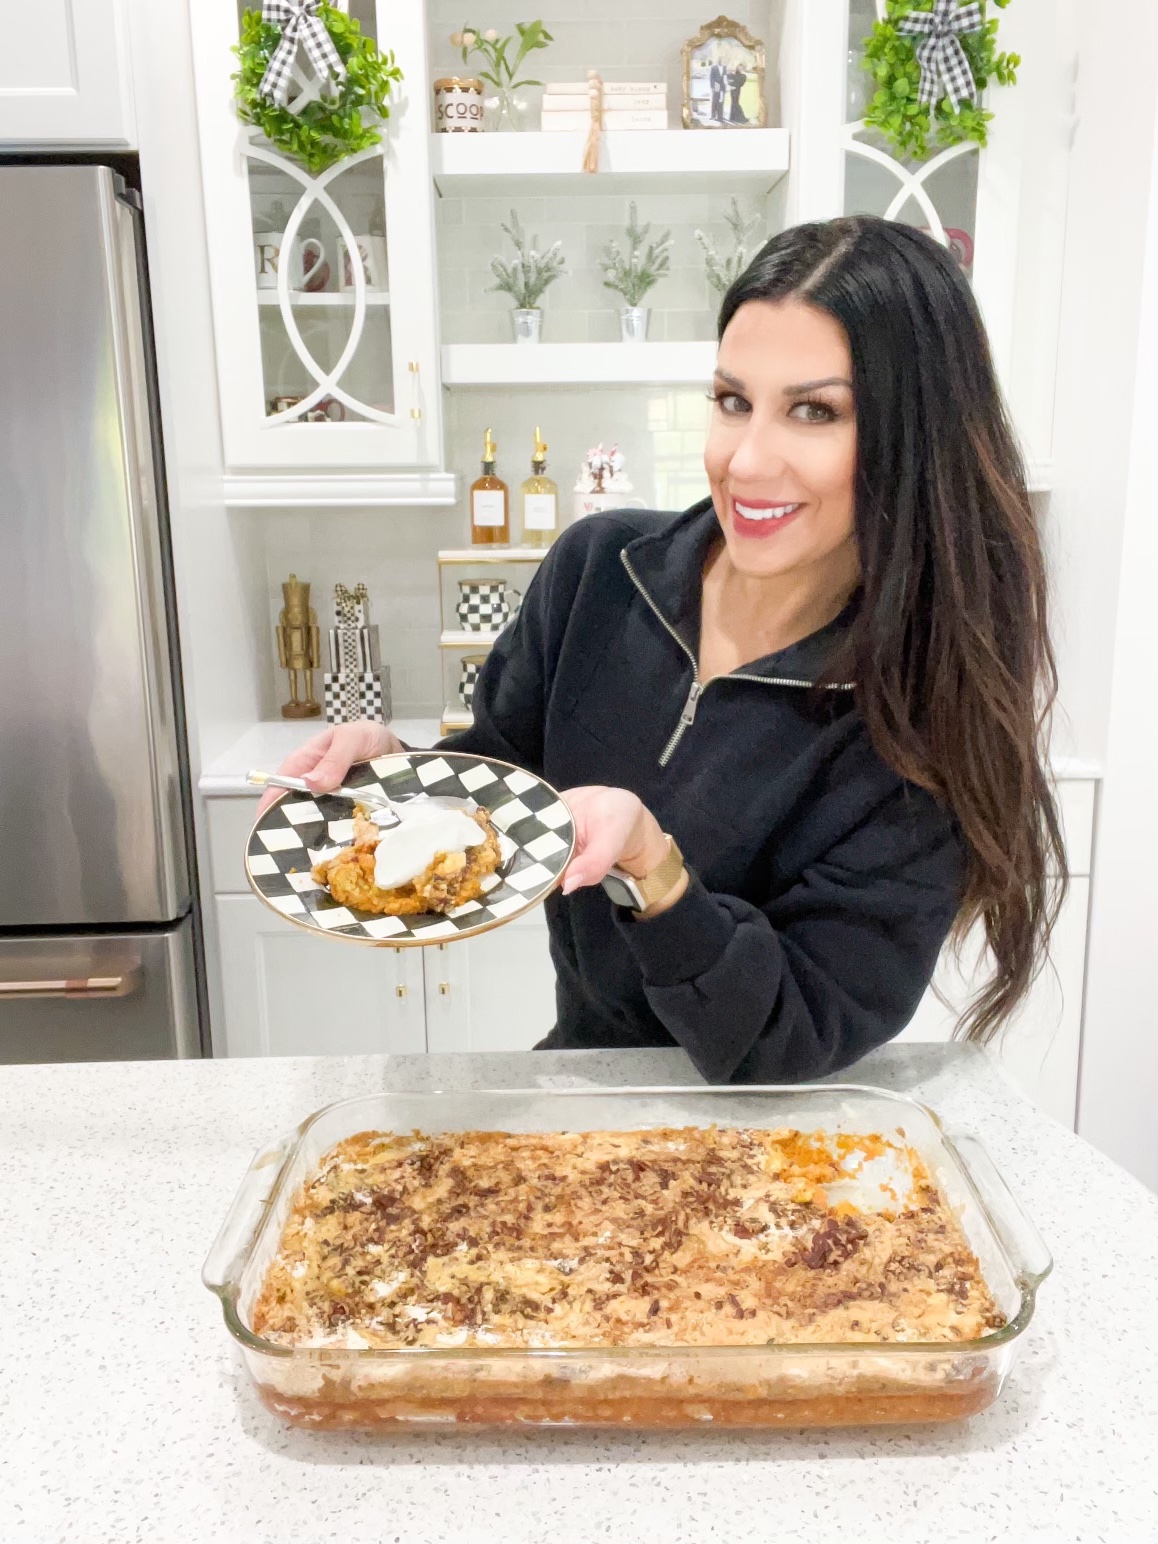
247,771,475,828
248,770,404,827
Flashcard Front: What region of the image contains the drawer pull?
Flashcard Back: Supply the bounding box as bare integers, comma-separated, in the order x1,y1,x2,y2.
0,975,126,1000
438,981,450,996
395,984,407,999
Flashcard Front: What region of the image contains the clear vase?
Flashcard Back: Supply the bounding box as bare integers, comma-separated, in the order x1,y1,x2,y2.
486,87,529,132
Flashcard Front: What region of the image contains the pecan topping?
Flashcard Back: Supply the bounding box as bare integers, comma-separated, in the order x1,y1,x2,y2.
731,1218,765,1239
800,1215,868,1271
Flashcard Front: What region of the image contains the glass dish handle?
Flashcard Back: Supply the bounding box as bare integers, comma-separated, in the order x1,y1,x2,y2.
201,1133,294,1297
945,1130,1054,1287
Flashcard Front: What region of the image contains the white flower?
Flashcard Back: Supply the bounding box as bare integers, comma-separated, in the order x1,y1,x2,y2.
462,28,477,45
450,30,464,46
484,28,499,41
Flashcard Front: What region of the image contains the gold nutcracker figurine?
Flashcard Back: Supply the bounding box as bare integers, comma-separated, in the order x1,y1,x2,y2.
276,574,321,719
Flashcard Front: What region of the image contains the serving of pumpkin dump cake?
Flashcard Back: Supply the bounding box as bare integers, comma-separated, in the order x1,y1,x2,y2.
310,804,501,917
252,1125,1004,1351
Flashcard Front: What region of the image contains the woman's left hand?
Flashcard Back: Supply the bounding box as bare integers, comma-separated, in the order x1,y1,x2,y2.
559,786,671,895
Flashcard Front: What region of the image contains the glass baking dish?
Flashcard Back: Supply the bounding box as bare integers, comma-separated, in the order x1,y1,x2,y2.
202,1084,1052,1430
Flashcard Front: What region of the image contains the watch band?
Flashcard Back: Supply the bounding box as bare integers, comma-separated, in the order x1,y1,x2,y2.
603,835,685,913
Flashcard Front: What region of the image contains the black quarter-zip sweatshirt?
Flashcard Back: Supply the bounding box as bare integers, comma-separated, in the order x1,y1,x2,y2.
441,499,966,1084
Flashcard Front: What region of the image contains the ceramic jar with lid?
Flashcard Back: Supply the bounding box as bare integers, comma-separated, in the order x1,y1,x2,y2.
434,77,485,132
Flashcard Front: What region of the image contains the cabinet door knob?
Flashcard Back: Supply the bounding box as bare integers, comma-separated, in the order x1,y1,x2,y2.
438,981,450,996
395,984,407,999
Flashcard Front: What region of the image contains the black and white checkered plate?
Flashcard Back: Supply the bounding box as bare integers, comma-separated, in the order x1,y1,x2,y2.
244,751,575,946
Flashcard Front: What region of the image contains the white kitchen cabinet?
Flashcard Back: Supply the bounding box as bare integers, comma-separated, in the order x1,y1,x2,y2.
203,778,1095,1126
0,0,135,147
423,912,557,1055
214,893,426,1058
211,873,1090,1108
188,0,443,473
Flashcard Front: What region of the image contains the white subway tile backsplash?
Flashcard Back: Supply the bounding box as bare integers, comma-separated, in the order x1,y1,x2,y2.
438,189,773,347
677,391,713,431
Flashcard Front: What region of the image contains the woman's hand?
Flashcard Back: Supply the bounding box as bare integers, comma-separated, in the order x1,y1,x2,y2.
256,719,404,815
560,786,684,913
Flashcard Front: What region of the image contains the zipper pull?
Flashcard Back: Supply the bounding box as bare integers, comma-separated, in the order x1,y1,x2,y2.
679,681,703,726
659,679,704,768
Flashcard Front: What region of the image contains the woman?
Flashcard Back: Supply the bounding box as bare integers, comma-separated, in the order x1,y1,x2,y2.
269,218,1065,1084
726,64,748,125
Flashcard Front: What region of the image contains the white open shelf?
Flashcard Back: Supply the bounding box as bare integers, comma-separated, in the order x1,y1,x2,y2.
440,706,474,731
441,341,715,387
224,471,459,507
440,630,500,648
437,546,549,563
431,128,790,197
257,291,391,307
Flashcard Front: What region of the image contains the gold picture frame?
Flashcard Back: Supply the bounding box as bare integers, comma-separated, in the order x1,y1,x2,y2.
681,15,767,130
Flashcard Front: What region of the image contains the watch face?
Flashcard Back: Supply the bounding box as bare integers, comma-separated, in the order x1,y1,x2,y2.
601,871,644,910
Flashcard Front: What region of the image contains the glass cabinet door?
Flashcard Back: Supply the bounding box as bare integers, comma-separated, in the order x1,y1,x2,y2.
835,0,1064,476
192,0,441,470
249,146,397,423
842,0,978,277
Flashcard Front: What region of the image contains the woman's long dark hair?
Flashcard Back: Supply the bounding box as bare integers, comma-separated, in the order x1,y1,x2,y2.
718,216,1065,1044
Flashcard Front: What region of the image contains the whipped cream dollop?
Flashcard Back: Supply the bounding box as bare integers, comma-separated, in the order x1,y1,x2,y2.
372,801,486,890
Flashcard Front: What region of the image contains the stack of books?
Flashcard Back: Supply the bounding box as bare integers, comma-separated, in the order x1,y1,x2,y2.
540,81,668,133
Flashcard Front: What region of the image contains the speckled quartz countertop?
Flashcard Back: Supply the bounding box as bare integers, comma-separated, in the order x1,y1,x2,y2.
2,1044,1156,1544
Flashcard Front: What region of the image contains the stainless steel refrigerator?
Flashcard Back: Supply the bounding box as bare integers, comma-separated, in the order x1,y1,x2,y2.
0,164,204,1062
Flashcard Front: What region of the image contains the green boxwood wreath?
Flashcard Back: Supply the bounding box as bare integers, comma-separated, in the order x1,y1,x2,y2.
860,0,1020,162
233,5,403,174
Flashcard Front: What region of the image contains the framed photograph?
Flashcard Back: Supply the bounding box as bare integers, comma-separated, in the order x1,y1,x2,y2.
682,15,766,130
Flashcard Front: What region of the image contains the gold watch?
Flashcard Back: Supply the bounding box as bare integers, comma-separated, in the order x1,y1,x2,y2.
601,836,686,914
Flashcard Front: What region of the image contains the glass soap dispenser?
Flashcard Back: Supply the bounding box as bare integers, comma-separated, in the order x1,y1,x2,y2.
519,427,559,548
470,427,509,545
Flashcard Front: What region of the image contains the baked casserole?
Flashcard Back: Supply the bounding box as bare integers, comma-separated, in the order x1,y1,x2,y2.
254,1125,1003,1352
204,1087,1051,1430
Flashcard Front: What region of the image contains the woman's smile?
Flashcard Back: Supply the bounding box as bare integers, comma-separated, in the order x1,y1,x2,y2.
730,496,806,538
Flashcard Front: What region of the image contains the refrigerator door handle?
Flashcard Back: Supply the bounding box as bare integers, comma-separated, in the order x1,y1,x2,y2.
97,172,190,916
0,975,131,1000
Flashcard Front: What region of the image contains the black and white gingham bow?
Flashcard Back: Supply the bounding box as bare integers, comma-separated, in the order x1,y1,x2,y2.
897,0,984,113
259,0,346,109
